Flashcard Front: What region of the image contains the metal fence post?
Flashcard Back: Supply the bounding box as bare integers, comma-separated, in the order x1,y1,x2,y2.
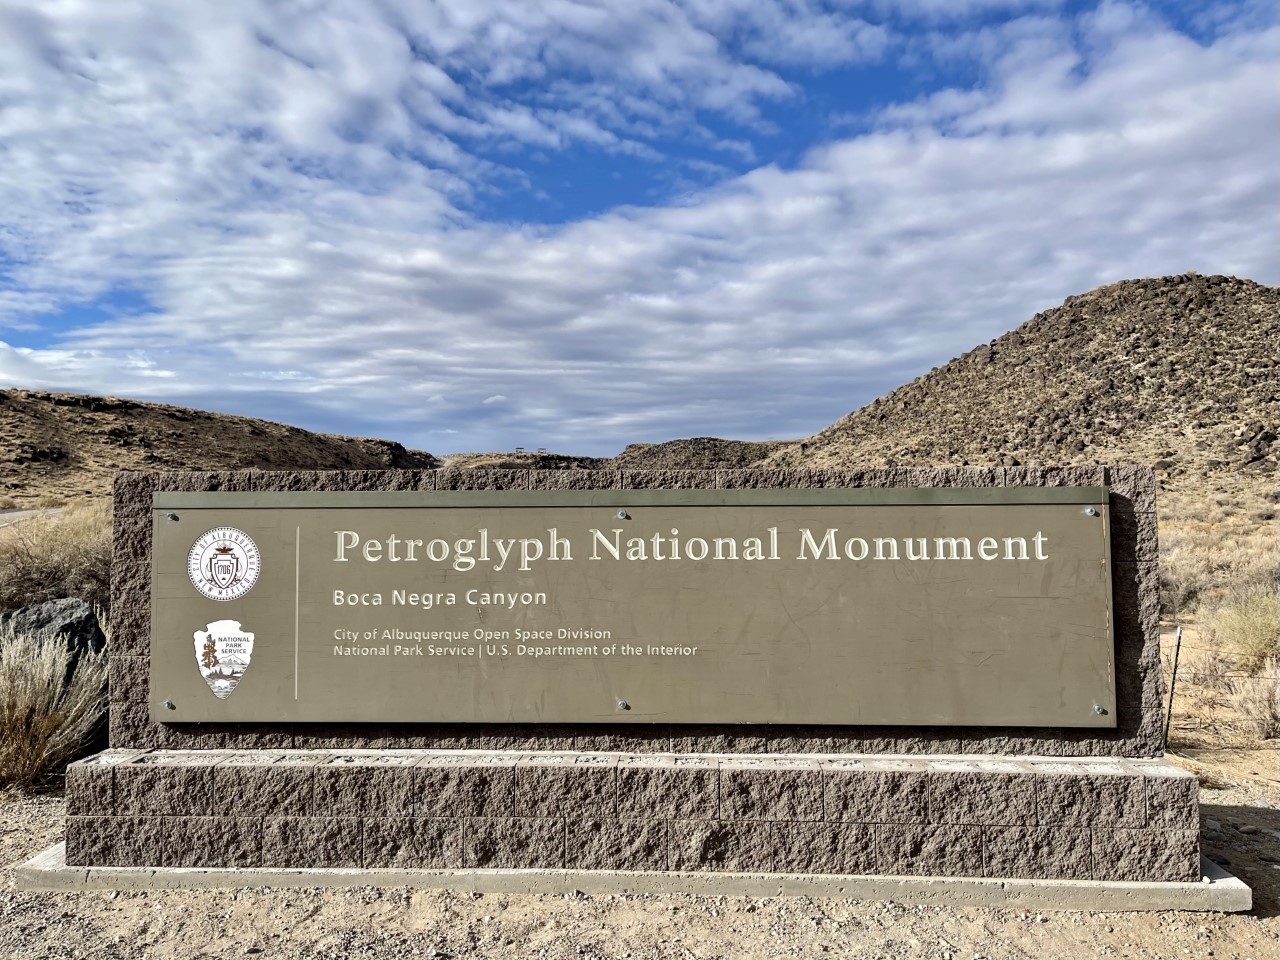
1164,624,1183,751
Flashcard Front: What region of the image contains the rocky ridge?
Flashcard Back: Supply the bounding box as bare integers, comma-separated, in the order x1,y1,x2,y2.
3,275,1275,493
441,439,786,472
0,390,438,505
440,451,608,470
761,274,1277,478
609,438,788,471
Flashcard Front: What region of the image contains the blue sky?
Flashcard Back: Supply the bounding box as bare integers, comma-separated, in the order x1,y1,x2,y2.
1,0,1276,455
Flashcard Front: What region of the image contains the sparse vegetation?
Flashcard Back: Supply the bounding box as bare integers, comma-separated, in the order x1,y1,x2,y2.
1161,480,1279,746
1159,485,1277,620
767,276,1279,476
1233,670,1280,742
1232,673,1280,740
0,500,112,613
1,387,439,505
1203,585,1279,675
0,623,107,789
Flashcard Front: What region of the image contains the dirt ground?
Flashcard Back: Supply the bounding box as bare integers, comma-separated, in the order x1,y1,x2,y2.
2,600,1276,958
3,766,1278,959
0,791,1274,960
1161,621,1280,927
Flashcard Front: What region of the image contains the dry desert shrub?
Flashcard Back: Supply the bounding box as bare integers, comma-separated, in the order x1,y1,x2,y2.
0,499,111,612
1158,540,1210,618
0,624,107,789
1188,650,1232,691
1161,482,1278,744
1186,681,1231,731
1159,486,1278,618
1202,585,1280,675
1231,672,1280,740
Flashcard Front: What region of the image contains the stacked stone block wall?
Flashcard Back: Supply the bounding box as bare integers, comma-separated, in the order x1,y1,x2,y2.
66,751,1198,881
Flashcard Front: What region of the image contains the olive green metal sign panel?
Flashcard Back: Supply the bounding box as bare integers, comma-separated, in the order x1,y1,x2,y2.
148,489,1116,727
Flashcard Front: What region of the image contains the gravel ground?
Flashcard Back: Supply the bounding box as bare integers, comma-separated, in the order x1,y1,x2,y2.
3,791,1278,960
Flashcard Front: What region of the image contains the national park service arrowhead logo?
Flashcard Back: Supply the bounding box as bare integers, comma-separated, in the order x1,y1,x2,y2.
194,619,255,699
188,527,260,601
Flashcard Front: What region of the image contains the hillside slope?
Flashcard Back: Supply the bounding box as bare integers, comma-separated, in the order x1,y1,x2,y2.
4,274,1275,497
609,438,790,471
0,390,438,505
768,274,1279,479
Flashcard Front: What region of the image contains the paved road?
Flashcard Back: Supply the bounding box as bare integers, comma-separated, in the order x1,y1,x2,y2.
0,508,57,530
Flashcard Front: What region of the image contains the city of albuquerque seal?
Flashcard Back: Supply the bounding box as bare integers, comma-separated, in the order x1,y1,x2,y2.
194,620,255,699
187,527,261,601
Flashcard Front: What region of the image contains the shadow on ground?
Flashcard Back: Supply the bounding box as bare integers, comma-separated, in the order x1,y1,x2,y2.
1202,802,1280,917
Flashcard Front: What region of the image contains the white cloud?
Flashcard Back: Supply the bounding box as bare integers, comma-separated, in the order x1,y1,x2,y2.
861,0,1065,20
0,2,1275,454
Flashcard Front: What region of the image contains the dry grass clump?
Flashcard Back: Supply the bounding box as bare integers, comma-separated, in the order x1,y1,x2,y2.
1187,650,1232,690
0,500,112,612
1231,673,1280,740
1202,585,1279,674
1161,480,1278,744
0,624,107,789
1159,484,1277,618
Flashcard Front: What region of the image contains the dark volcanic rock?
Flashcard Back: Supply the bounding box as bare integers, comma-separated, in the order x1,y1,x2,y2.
0,597,106,656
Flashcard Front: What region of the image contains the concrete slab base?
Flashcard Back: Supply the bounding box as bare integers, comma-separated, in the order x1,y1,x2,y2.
15,845,1251,913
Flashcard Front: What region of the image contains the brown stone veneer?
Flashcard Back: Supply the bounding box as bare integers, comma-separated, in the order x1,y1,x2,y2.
109,466,1162,757
64,750,1199,882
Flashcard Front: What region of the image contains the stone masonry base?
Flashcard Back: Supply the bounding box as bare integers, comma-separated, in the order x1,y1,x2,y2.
65,750,1199,882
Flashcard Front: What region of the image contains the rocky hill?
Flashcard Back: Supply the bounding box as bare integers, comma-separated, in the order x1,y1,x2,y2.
0,390,438,505
609,438,789,471
442,439,787,471
767,274,1278,481
441,451,608,470
3,275,1275,498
